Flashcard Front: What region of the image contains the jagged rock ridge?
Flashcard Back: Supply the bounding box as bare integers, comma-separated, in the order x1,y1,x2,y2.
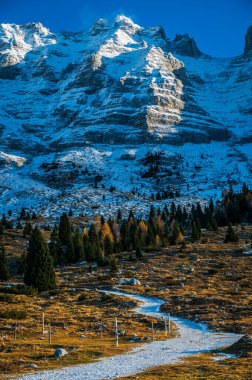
1,16,250,149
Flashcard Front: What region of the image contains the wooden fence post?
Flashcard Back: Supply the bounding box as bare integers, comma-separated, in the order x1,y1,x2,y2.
14,322,17,341
114,317,118,347
42,312,45,334
48,323,52,345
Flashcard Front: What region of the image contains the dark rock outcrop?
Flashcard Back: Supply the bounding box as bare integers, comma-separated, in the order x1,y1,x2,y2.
173,33,201,57
224,335,252,357
244,25,252,54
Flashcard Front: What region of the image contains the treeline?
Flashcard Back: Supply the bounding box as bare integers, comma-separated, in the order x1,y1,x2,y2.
217,183,252,225
22,183,252,269
0,183,251,290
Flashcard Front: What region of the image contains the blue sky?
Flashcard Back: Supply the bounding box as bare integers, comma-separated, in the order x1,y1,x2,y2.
1,0,251,57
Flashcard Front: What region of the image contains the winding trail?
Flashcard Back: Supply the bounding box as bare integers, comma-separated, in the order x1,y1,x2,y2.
19,290,242,380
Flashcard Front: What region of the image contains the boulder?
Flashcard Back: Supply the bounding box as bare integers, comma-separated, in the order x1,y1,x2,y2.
225,335,252,357
130,333,140,342
118,329,126,336
127,277,141,286
27,364,38,368
54,348,68,358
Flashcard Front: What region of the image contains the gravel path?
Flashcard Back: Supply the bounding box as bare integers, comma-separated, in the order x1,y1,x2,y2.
18,290,241,380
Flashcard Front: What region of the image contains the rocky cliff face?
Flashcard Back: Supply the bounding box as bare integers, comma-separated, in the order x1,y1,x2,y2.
0,17,251,215
173,33,201,57
244,25,252,54
0,22,56,67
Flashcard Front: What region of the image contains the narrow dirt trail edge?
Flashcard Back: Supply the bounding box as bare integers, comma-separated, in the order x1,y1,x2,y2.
18,290,242,380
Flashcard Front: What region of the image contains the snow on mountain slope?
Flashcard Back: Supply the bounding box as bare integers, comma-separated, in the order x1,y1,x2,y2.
0,16,251,217
0,22,56,67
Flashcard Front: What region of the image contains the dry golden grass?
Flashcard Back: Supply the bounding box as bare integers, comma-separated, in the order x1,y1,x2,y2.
0,225,251,378
0,279,175,377
123,353,252,379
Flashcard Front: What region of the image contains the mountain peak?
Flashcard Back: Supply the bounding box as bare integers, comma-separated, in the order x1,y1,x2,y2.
0,22,56,67
113,15,142,33
90,18,109,35
173,33,201,57
244,25,252,54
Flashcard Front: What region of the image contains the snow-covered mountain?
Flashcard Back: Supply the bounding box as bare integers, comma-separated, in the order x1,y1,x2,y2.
0,16,251,217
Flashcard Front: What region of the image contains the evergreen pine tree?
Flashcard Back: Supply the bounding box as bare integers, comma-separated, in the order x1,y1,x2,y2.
31,212,37,220
164,204,170,218
1,214,7,227
0,245,9,280
120,220,130,251
5,219,13,230
66,237,75,263
161,209,167,222
196,203,207,228
210,216,218,231
191,222,200,242
128,209,135,221
195,217,202,238
0,221,3,236
23,222,33,237
129,221,137,250
215,208,228,227
24,227,56,291
242,183,248,195
170,221,183,245
146,223,155,246
170,202,176,219
224,224,239,243
209,198,214,214
207,222,213,231
58,213,71,245
104,235,113,255
149,205,156,220
96,251,106,267
175,205,183,223
88,224,101,261
109,256,118,274
182,207,188,222
117,208,122,222
73,229,84,262
226,201,240,224
135,247,143,258
16,220,22,230
20,208,26,220
191,205,196,220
